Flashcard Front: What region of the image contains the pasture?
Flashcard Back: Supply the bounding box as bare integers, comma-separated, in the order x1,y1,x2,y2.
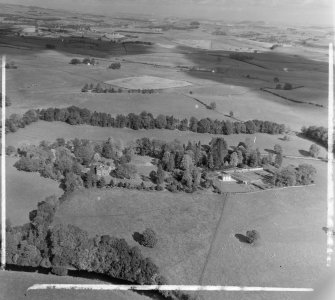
53,159,331,300
54,188,224,285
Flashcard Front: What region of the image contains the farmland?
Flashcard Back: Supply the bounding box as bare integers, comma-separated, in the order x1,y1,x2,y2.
105,75,192,90
0,2,332,300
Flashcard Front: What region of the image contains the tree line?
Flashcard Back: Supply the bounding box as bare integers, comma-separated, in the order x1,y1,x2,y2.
4,106,286,136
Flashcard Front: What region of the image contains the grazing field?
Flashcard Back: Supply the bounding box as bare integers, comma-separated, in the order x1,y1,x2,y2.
6,121,328,159
199,159,330,300
54,188,224,284
105,75,192,90
1,157,62,226
53,159,331,299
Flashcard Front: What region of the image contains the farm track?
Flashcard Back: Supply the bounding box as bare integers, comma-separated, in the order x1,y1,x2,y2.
198,193,229,285
260,88,325,108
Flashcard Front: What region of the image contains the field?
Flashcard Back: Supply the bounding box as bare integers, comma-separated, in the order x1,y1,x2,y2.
54,188,224,285
53,159,332,300
1,21,329,132
1,4,332,300
105,75,192,90
1,157,62,226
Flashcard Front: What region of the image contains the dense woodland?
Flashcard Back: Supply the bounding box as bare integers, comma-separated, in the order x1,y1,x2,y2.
5,106,286,136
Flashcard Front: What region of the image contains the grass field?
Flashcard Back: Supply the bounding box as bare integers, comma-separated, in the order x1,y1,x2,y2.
1,157,62,226
5,121,328,159
198,158,330,300
54,188,224,285
52,159,331,300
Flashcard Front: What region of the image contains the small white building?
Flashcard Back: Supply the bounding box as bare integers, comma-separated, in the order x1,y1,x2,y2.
218,173,236,182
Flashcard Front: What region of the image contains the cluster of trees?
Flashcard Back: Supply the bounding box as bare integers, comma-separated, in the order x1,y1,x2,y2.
5,106,286,137
273,163,316,187
301,125,328,149
5,109,39,133
4,195,164,284
0,93,12,107
82,83,123,93
82,83,158,94
229,53,254,61
4,194,196,299
135,136,269,192
108,62,121,69
13,136,138,193
70,57,97,65
275,82,293,90
34,106,285,135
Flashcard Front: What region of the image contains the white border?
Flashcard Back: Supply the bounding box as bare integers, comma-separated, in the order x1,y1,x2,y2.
1,55,6,270
327,44,334,267
27,284,314,292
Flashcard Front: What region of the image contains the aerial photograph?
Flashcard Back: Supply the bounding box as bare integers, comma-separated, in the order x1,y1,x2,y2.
0,0,334,299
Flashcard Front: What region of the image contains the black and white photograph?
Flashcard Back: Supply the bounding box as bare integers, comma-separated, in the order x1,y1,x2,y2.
0,1,334,300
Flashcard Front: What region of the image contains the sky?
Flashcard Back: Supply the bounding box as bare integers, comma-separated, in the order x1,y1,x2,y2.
0,0,334,26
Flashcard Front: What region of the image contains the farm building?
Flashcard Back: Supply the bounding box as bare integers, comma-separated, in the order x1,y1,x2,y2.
218,173,236,182
95,163,113,177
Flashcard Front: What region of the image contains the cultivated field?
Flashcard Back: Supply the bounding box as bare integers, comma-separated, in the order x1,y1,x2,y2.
105,75,192,90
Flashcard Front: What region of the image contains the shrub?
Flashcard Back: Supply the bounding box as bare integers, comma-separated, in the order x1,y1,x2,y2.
51,266,68,276
140,228,158,248
275,84,282,89
108,62,121,69
45,44,56,49
246,230,259,244
70,58,81,65
6,145,16,156
283,83,293,90
309,144,320,158
209,101,216,110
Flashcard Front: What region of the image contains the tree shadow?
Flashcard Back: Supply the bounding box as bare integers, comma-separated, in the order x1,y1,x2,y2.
235,233,250,244
299,149,311,157
132,231,143,244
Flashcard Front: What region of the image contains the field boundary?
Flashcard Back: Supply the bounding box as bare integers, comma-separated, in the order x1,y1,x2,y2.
198,193,228,285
